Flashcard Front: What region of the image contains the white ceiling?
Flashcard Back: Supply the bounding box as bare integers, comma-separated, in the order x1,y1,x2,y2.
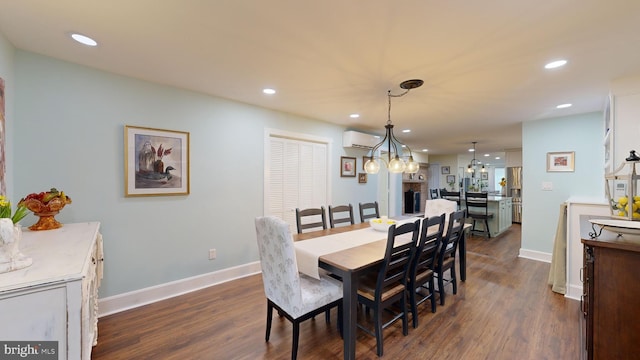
2,0,640,163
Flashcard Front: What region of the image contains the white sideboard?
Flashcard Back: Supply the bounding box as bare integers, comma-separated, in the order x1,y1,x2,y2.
565,199,608,300
0,222,103,360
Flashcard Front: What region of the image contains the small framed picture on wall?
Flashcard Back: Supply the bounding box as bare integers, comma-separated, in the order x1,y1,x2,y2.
340,156,357,177
441,166,450,175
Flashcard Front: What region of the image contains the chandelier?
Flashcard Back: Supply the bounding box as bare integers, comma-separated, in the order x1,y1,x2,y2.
467,141,486,176
364,79,422,175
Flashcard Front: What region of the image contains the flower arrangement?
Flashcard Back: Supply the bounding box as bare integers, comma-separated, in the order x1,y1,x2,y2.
499,177,507,187
0,195,29,224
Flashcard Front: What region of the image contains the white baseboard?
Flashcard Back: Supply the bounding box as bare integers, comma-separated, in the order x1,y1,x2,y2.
98,261,262,317
565,284,583,301
518,248,552,263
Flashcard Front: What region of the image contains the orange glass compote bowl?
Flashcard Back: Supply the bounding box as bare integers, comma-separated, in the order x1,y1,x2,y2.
22,196,72,231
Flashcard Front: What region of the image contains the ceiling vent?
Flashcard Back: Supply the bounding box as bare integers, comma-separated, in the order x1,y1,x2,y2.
342,130,379,149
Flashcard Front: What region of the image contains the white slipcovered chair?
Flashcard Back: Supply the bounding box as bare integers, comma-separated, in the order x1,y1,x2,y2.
424,198,458,231
254,216,343,360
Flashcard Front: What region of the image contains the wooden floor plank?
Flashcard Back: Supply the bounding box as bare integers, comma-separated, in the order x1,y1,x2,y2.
92,224,580,359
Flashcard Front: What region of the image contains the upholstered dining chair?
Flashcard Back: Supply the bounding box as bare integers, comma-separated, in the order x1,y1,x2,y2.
328,204,355,228
295,207,327,234
359,201,380,223
439,190,461,209
465,191,494,238
356,219,420,357
434,209,466,306
424,198,458,233
255,216,343,360
408,214,445,328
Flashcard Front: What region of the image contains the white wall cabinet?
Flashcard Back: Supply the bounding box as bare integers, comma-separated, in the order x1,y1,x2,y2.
0,222,103,360
609,76,640,170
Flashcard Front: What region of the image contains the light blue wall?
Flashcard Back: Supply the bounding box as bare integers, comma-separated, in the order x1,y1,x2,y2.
521,112,604,253
10,50,378,297
0,32,15,197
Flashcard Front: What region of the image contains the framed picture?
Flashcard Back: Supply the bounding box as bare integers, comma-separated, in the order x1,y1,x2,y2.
341,156,357,177
481,172,489,180
358,173,367,184
125,125,190,196
446,175,456,184
441,166,450,175
547,151,575,172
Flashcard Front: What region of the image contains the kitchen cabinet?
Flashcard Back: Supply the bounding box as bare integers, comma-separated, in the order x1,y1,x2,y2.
581,232,640,359
0,222,103,360
608,76,640,171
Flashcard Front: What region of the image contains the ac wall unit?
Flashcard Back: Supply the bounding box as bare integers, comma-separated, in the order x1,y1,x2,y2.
342,130,379,149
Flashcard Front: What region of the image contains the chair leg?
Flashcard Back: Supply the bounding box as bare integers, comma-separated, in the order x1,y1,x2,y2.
401,294,408,336
485,219,491,238
438,271,446,305
409,283,418,329
451,266,458,295
292,320,300,360
266,302,273,341
375,306,384,357
429,278,437,313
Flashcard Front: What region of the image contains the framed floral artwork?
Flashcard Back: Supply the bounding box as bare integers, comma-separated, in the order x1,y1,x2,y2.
341,156,356,177
125,125,190,196
547,151,575,172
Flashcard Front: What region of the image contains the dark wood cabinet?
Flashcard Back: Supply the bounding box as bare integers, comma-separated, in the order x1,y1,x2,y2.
582,234,640,359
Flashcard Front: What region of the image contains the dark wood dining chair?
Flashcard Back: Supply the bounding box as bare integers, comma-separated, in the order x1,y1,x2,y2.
359,201,380,223
328,204,354,228
356,219,420,357
255,216,343,360
295,207,327,234
434,209,465,306
429,188,439,199
408,213,445,328
465,192,493,238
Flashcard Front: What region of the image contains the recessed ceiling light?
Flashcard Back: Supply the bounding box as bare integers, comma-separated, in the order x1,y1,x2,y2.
402,129,411,133
263,88,276,95
556,103,572,109
70,33,97,46
421,149,428,152
495,157,501,160
484,154,490,157
545,60,567,69
349,114,360,118
401,144,407,148
374,135,381,139
468,148,475,152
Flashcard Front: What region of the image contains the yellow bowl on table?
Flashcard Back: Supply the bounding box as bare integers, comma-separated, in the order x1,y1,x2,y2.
369,218,396,232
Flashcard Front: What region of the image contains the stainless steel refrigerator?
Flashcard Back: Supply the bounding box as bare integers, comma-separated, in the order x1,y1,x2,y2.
506,167,522,223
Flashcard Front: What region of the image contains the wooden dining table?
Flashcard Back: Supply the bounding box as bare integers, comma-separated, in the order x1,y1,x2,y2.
292,220,469,360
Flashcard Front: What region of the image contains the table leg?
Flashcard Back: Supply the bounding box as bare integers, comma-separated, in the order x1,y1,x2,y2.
341,273,357,360
459,229,467,281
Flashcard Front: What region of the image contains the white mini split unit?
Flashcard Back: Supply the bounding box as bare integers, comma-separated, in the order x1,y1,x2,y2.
342,130,379,149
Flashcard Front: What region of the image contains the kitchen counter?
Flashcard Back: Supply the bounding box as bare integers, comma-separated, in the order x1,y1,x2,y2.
460,196,513,237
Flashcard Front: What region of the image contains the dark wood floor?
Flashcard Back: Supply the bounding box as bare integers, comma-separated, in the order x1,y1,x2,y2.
92,224,580,359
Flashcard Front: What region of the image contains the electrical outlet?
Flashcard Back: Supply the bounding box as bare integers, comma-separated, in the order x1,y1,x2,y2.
209,249,216,260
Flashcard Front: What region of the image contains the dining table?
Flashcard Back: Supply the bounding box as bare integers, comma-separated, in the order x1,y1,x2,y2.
292,218,470,360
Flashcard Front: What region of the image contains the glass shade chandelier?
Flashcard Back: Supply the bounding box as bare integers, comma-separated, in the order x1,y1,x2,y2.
467,141,486,176
364,79,422,175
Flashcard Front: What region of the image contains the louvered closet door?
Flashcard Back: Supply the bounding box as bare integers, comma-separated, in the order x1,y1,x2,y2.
267,136,328,232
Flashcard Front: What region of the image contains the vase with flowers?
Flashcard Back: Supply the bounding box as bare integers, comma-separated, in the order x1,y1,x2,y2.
0,195,32,273
499,177,507,195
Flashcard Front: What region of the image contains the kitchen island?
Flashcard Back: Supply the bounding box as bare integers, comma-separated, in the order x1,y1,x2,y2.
460,195,512,237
